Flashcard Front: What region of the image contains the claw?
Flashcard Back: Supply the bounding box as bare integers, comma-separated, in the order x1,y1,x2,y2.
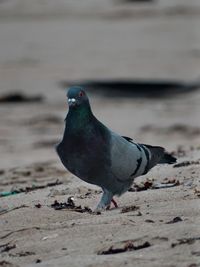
95,190,118,211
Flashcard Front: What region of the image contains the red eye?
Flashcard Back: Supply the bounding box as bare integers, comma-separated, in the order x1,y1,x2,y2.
79,91,84,97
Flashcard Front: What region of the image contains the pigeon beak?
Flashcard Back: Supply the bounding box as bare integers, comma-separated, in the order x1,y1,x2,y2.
68,98,76,107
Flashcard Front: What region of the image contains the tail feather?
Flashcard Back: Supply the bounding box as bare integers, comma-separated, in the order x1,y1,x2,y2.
141,144,176,168
159,152,176,164
123,136,177,168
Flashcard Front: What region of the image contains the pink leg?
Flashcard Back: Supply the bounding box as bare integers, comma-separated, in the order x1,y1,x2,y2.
106,198,118,210
111,198,118,208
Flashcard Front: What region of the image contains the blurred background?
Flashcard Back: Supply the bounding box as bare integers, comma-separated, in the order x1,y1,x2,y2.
0,0,200,168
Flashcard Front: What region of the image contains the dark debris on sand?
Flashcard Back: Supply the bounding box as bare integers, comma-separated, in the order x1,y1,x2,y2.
98,240,151,255
34,203,42,208
0,243,16,253
173,160,200,168
194,187,200,197
51,197,101,215
166,217,183,224
121,205,140,213
171,237,200,248
11,251,35,257
128,178,180,192
128,180,154,191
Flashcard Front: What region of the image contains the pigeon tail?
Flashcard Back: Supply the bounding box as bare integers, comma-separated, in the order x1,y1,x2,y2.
159,152,176,164
142,144,176,168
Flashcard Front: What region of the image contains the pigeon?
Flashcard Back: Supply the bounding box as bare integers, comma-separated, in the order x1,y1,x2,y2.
56,86,176,211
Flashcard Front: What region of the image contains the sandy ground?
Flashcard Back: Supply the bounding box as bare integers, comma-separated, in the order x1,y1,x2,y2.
0,0,200,266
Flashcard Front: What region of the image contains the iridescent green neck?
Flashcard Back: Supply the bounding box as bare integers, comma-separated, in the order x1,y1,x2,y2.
66,103,93,131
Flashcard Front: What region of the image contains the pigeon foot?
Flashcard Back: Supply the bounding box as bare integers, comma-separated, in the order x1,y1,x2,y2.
106,198,118,210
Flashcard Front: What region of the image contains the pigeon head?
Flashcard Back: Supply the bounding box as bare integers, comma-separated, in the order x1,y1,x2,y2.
67,86,89,108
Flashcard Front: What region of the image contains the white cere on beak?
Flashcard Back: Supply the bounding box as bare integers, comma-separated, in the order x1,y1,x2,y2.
68,98,76,104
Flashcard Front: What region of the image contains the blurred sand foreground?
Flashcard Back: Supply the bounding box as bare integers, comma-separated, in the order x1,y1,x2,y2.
0,0,200,266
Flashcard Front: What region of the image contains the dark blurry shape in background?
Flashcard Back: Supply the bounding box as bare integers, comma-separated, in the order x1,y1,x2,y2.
117,0,155,3
59,78,200,98
0,92,43,104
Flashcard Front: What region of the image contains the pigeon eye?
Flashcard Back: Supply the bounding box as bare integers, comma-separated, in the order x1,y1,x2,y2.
79,91,84,97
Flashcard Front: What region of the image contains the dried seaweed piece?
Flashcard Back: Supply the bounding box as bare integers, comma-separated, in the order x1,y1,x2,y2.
129,180,153,192
173,160,200,168
0,243,16,253
171,237,200,248
34,203,41,208
194,187,200,197
12,251,35,257
51,197,75,210
67,196,75,207
166,217,183,224
98,240,151,255
51,198,98,214
129,178,180,191
145,219,155,223
121,205,139,213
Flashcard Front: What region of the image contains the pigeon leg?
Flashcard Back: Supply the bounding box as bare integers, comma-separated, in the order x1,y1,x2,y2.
106,198,118,210
95,189,113,211
111,198,118,208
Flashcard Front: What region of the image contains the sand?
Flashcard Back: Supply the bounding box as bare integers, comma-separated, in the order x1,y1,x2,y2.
0,0,200,266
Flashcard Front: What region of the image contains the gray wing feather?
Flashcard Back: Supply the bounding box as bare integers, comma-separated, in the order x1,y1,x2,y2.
110,132,150,182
